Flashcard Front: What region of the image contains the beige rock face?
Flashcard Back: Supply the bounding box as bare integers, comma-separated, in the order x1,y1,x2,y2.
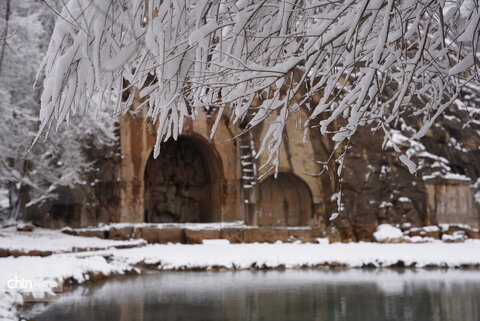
250,110,325,227
117,109,325,229
25,89,480,242
157,228,186,244
243,228,289,243
256,174,312,226
185,229,222,244
220,228,245,243
426,179,478,228
133,227,186,244
109,227,134,240
144,137,219,223
119,112,241,224
76,230,107,239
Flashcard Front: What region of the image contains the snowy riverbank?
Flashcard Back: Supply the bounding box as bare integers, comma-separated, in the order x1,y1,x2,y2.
0,226,146,255
2,230,480,320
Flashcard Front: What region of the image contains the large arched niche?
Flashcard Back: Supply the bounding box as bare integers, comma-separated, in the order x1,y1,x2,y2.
143,134,223,223
256,173,313,226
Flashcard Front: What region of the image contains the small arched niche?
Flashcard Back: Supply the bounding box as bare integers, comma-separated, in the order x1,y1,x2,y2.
256,173,312,226
144,135,222,223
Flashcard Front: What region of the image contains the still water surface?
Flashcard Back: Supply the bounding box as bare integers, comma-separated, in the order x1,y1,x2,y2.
30,269,480,321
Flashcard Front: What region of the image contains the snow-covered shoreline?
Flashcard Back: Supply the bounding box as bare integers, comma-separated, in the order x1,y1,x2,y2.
2,228,480,320
103,240,480,270
3,241,480,320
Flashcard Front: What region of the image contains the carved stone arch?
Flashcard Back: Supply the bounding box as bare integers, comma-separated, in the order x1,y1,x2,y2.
143,133,224,223
256,173,313,226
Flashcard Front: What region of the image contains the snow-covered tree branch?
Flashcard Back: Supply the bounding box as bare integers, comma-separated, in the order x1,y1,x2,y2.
39,0,479,173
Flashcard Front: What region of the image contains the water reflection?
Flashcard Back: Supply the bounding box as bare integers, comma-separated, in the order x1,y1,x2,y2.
30,269,480,321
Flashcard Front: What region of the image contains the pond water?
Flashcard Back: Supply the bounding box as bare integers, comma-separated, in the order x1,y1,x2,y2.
29,269,480,321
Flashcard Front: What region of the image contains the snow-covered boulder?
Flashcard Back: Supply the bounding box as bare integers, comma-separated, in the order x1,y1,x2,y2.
373,224,404,243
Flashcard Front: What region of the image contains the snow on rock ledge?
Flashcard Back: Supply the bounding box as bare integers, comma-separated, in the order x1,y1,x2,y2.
373,224,404,243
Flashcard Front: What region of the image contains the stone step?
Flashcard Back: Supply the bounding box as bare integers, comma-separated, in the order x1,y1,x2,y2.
61,226,328,245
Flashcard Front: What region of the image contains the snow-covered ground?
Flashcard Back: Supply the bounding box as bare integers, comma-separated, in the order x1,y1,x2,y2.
2,241,480,320
2,228,480,320
98,240,480,269
0,227,145,253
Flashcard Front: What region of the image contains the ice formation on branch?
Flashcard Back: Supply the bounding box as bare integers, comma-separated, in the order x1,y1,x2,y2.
39,0,479,173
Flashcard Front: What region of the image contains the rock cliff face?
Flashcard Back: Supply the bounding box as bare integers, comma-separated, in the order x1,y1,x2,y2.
27,85,480,240
331,84,480,241
27,125,122,228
